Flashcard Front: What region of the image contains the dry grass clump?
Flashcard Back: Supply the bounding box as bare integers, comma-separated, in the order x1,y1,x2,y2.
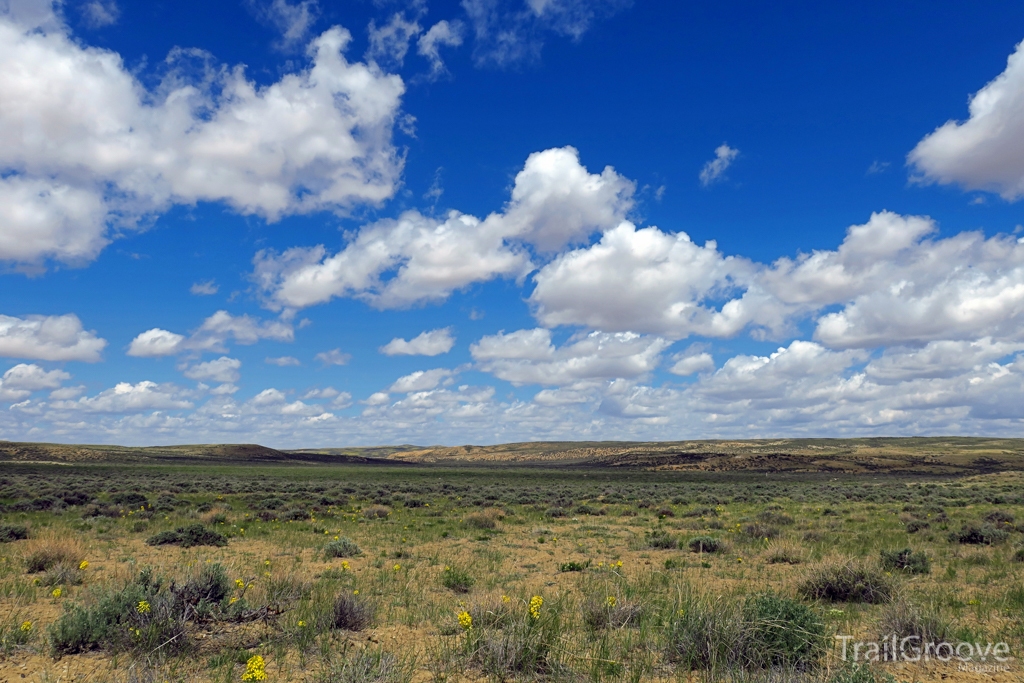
464,509,501,529
582,597,642,629
798,559,894,604
362,505,391,519
765,539,805,565
875,598,950,649
23,536,85,573
328,593,375,631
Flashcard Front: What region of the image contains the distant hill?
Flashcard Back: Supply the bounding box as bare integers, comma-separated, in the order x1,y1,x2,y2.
3,437,1024,474
0,441,401,465
375,437,1024,475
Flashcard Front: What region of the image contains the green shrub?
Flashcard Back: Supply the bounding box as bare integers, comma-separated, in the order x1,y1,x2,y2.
741,592,826,668
984,510,1015,525
880,548,930,574
111,492,148,508
646,529,678,549
323,537,361,558
798,561,894,604
1013,547,1024,563
145,524,227,548
687,536,722,553
949,524,1008,545
667,592,825,672
905,519,929,534
49,569,187,658
557,560,589,573
441,565,475,593
0,524,28,543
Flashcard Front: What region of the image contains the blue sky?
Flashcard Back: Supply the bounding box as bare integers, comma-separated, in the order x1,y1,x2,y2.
3,0,1024,446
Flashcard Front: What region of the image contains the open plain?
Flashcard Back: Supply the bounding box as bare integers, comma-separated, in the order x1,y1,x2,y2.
1,439,1023,681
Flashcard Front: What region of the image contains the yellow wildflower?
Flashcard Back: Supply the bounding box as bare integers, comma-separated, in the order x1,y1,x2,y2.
79,560,89,570
230,597,239,605
51,587,62,599
501,595,511,604
528,595,543,620
341,560,351,571
606,596,617,608
235,579,246,589
241,654,267,681
393,563,401,571
19,621,31,632
298,620,307,627
457,610,472,630
615,560,623,568
137,600,151,614
354,589,360,595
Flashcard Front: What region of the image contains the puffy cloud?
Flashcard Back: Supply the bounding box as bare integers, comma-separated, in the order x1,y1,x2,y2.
254,210,530,310
909,40,1024,200
0,176,109,265
254,147,630,310
699,143,739,187
390,368,453,393
127,311,293,358
669,347,715,376
315,348,351,365
190,280,218,296
530,222,756,339
266,355,301,366
0,363,70,401
531,210,1024,349
127,329,186,358
417,20,464,78
182,356,242,384
864,338,1023,384
52,380,194,412
780,213,1024,348
693,341,866,402
496,147,634,252
380,327,455,356
471,328,670,386
0,313,106,362
0,11,404,266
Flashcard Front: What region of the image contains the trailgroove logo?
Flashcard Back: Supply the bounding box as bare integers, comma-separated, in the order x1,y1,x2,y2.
836,635,1011,664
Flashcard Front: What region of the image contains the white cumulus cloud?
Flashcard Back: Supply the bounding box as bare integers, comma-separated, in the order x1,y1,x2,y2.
909,40,1024,200
254,146,631,310
0,10,405,266
380,327,455,356
0,313,106,362
182,356,242,384
389,368,453,393
471,328,670,386
127,311,293,358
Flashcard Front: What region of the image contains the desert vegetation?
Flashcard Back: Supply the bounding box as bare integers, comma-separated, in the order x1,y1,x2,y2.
0,462,1022,681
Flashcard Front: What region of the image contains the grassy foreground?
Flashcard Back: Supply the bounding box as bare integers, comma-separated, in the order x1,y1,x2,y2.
0,463,1022,682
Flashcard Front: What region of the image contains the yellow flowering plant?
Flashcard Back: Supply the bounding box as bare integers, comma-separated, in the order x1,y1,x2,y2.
241,654,267,681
